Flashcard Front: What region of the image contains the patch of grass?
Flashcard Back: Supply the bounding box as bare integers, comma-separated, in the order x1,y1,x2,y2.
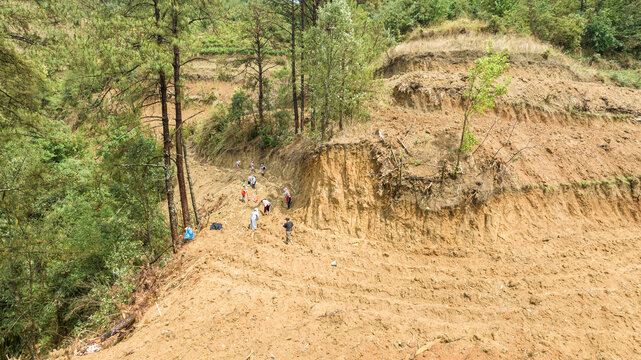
598,69,641,89
413,133,430,146
615,176,631,184
543,185,557,193
217,71,233,82
389,20,641,90
391,32,551,58
407,18,489,41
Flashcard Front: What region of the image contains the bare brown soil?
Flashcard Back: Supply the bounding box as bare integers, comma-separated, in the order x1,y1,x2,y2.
74,153,641,360
58,34,641,360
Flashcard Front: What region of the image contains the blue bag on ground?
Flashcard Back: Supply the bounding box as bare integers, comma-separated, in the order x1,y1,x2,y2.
210,222,223,230
184,227,194,240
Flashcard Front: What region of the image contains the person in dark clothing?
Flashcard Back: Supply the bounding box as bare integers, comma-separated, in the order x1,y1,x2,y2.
260,164,266,176
283,217,294,244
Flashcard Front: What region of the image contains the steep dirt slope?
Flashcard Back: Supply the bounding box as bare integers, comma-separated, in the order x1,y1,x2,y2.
75,148,641,360
67,32,641,360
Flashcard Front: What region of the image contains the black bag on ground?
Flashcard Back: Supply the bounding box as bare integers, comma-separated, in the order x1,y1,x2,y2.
210,222,223,230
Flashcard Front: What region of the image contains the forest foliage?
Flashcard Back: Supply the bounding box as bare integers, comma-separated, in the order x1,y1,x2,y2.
380,0,641,60
196,0,640,155
1,0,640,358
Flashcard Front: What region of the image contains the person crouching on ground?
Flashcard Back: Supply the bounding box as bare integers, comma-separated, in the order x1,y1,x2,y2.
249,208,260,230
262,198,271,214
283,217,294,244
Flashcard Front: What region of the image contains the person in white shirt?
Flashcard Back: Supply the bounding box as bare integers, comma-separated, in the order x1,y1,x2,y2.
249,208,260,230
261,199,271,214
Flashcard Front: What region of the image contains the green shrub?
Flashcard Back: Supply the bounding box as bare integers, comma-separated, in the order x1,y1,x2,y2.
486,0,517,17
193,103,228,151
258,109,293,148
382,0,451,40
549,14,587,51
217,71,233,82
586,12,621,54
408,0,450,27
227,88,251,125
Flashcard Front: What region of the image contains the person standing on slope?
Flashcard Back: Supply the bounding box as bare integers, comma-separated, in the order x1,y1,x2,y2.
248,174,257,189
262,198,271,214
249,208,260,230
260,163,266,176
283,188,292,209
241,182,247,202
236,160,240,168
283,217,294,244
251,160,255,172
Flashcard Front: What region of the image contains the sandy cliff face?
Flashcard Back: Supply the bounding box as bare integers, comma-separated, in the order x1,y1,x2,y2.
299,141,641,246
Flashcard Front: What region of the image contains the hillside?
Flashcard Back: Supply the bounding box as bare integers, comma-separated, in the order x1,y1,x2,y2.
54,31,641,360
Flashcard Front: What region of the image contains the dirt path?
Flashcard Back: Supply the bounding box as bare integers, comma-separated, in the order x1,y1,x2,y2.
78,155,641,360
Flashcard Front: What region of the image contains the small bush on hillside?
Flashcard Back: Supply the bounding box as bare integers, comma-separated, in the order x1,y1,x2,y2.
217,71,233,82
227,88,251,125
193,103,228,152
486,0,517,17
549,14,587,51
382,0,451,40
455,43,511,172
585,12,621,54
258,110,293,149
202,92,217,104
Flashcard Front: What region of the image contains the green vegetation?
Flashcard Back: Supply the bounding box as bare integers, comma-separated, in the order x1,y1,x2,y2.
598,69,641,89
1,0,217,357
193,0,388,152
380,0,641,65
304,0,385,138
456,43,511,171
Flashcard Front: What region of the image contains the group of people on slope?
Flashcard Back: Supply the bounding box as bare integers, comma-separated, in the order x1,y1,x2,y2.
236,160,267,177
239,160,294,244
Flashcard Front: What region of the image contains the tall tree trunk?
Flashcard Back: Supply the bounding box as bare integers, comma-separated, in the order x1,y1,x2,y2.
257,36,264,124
27,238,37,360
300,0,305,132
339,57,345,131
312,0,319,26
290,0,299,134
182,139,200,229
172,3,190,230
322,47,331,138
160,70,179,253
455,107,471,174
155,0,179,252
322,82,328,138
